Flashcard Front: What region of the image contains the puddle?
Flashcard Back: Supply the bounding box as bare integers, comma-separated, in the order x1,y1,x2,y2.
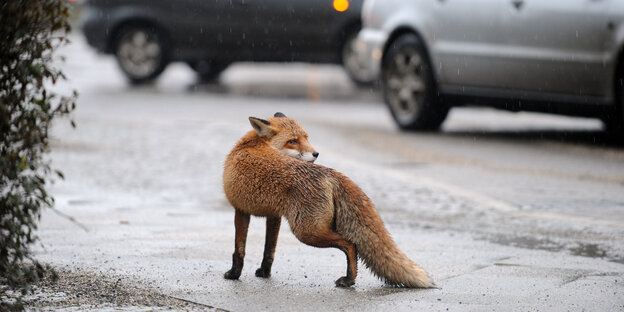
569,243,607,259
484,234,624,264
488,235,563,253
360,287,418,298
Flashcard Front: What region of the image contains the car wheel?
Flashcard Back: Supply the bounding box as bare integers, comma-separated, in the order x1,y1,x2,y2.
188,60,229,83
114,25,168,84
603,63,624,139
382,34,448,130
342,31,375,86
620,73,624,137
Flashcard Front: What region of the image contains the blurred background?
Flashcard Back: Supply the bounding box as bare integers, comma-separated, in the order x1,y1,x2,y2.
26,0,624,310
66,0,624,138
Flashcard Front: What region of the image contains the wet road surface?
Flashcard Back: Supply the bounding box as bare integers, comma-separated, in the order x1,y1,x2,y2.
32,34,624,311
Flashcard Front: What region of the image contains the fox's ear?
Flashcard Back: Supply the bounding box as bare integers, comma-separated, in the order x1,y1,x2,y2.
274,112,286,118
249,117,275,137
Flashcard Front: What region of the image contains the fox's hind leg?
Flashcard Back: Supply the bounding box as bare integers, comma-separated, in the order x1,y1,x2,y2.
297,227,358,287
256,216,281,278
224,209,250,280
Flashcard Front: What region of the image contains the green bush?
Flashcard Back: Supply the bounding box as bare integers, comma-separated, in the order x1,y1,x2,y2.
0,1,76,310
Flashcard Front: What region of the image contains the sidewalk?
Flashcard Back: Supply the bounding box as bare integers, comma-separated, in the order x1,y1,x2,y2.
30,90,624,311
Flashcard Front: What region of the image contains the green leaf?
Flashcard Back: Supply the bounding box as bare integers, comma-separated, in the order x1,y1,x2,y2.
19,155,28,170
55,170,64,179
0,0,76,304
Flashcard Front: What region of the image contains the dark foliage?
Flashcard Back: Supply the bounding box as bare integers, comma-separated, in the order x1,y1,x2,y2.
0,1,76,310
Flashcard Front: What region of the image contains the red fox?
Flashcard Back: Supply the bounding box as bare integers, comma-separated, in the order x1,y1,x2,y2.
222,112,433,288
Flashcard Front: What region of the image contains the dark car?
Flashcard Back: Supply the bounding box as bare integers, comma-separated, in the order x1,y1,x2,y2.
81,0,372,85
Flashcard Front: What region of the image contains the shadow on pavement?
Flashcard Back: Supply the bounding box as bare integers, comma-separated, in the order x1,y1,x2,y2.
187,80,380,103
443,129,624,149
485,233,624,265
182,63,381,103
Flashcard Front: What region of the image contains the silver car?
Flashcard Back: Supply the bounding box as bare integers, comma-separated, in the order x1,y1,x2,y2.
358,0,624,134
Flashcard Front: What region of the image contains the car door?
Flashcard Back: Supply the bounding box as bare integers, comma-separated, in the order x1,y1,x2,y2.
284,0,348,60
498,0,613,98
233,0,342,61
431,0,504,90
165,0,238,59
171,0,286,61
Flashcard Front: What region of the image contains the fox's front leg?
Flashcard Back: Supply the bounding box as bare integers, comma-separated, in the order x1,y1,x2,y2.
224,209,250,280
256,216,281,278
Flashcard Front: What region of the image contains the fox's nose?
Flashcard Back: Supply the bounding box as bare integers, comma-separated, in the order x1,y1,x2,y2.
312,151,319,158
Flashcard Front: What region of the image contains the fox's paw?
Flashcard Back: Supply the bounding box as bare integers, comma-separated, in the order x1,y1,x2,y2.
255,267,271,278
334,276,355,288
224,269,241,280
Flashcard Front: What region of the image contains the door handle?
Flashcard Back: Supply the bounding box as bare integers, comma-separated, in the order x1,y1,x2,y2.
511,0,524,10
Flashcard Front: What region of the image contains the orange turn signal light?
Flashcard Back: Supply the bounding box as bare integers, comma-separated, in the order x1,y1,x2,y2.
333,0,349,12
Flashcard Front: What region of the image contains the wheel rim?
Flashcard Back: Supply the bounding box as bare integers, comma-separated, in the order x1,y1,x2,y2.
116,29,162,79
385,47,426,124
342,34,374,83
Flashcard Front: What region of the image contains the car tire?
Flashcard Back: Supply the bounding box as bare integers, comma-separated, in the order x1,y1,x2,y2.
382,33,448,130
114,25,169,84
188,60,229,83
620,78,624,139
342,31,375,86
603,62,624,139
617,65,624,138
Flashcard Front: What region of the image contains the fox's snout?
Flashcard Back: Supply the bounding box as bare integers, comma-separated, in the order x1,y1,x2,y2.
283,149,319,163
303,151,319,163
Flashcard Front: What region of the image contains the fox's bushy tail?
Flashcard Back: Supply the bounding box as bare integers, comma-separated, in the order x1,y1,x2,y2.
333,178,434,288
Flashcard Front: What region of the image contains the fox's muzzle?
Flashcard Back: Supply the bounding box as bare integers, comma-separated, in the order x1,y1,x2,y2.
302,151,319,163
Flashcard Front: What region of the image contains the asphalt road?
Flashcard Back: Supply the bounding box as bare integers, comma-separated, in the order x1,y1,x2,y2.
32,34,624,311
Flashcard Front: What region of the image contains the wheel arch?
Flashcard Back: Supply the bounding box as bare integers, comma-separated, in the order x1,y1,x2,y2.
336,19,363,64
380,26,449,130
382,27,440,91
615,44,624,103
107,17,171,55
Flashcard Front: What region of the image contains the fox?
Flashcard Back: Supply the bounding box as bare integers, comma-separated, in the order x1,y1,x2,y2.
222,112,433,288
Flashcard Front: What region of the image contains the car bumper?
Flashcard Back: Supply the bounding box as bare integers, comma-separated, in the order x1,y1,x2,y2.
356,28,387,78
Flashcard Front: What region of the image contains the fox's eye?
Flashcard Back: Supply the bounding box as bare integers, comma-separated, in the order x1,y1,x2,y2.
288,139,298,145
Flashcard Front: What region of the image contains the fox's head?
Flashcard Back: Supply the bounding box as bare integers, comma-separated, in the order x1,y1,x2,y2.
249,112,319,163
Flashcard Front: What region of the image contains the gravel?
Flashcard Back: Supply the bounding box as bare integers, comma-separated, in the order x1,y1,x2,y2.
24,267,223,311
